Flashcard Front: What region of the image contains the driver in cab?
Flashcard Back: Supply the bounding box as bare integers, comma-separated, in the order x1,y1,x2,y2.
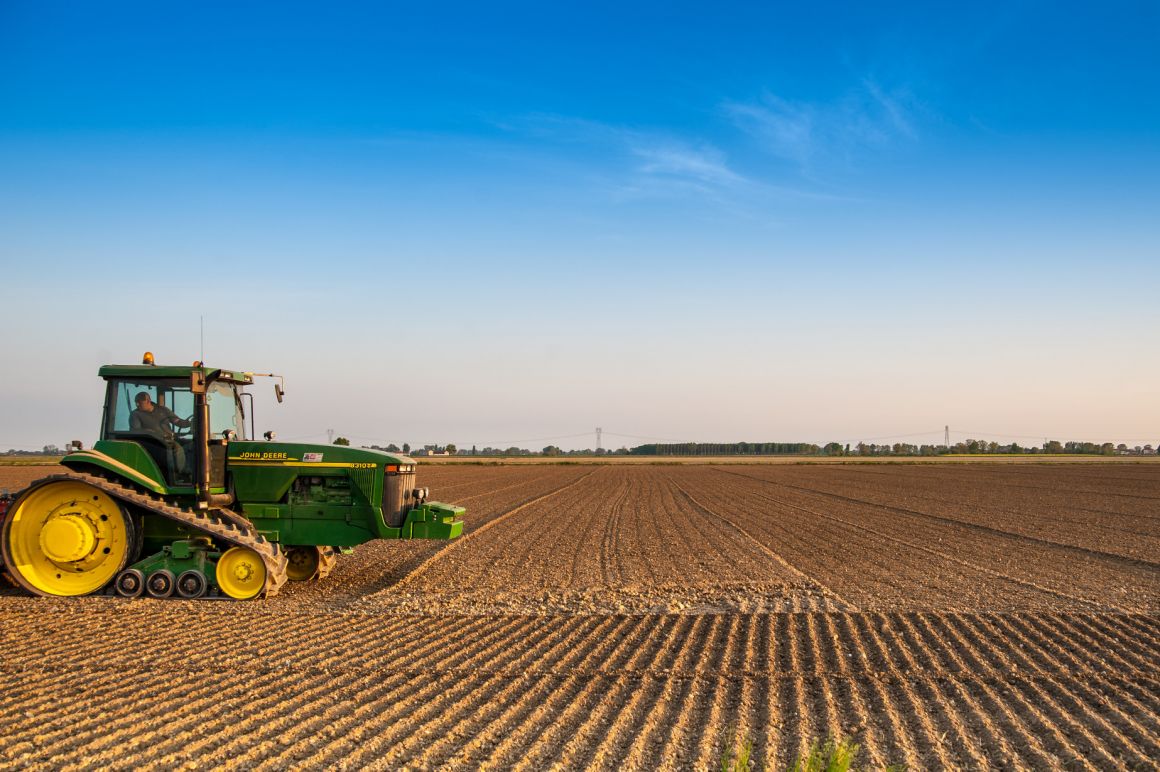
130,392,191,474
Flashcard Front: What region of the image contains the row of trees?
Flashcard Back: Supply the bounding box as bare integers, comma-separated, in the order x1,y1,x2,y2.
627,440,1160,457
847,440,1157,456
346,439,1159,457
630,442,822,456
362,443,519,456
1,445,68,456
542,446,631,457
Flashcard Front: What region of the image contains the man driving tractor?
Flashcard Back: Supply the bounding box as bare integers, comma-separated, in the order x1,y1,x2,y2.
130,392,191,474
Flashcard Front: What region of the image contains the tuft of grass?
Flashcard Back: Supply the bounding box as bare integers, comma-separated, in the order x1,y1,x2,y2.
788,736,861,772
719,727,755,771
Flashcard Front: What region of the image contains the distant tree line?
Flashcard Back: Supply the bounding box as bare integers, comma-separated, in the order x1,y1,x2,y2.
542,446,631,457
630,442,823,456
344,439,1160,458
361,443,635,457
2,445,67,456
626,440,1159,457
852,439,1157,456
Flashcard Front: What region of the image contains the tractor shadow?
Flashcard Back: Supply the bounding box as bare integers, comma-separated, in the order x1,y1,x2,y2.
282,540,450,609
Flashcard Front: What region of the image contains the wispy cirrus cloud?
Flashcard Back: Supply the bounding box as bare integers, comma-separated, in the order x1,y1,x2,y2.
494,113,843,210
863,78,916,139
630,141,743,187
505,113,747,191
724,96,815,167
724,77,921,177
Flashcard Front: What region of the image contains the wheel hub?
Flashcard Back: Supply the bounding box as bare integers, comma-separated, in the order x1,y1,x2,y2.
39,514,97,563
214,546,266,600
230,561,254,582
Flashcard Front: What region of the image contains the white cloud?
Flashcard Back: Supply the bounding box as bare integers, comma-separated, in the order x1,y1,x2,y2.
501,113,750,196
862,78,917,139
725,78,920,175
724,96,815,166
630,142,743,187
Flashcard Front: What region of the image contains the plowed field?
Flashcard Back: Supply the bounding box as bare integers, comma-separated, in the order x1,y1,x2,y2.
2,463,1158,769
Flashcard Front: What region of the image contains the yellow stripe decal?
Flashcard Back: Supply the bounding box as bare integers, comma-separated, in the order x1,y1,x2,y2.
228,460,359,468
71,451,166,494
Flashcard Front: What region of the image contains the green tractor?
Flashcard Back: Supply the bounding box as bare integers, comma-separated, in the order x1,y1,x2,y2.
0,354,464,600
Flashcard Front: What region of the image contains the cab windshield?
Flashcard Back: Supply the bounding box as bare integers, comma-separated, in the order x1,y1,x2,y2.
208,381,246,440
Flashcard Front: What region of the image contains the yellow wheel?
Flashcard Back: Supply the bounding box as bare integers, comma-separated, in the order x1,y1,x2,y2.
284,546,321,581
1,479,134,597
215,547,266,599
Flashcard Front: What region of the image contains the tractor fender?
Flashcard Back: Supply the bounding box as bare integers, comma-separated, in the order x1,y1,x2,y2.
60,448,168,495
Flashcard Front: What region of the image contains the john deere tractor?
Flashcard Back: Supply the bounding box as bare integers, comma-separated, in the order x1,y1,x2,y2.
0,354,464,600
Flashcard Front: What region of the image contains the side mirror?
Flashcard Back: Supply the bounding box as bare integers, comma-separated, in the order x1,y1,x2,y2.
274,384,284,403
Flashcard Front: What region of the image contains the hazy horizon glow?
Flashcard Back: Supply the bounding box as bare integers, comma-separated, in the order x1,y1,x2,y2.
1,2,1158,451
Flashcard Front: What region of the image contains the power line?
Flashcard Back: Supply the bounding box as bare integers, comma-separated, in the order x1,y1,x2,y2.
844,430,946,443
602,431,695,443
468,431,594,447
955,429,1160,443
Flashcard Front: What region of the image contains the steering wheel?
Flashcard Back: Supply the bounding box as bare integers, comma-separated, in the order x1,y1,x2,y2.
173,416,195,438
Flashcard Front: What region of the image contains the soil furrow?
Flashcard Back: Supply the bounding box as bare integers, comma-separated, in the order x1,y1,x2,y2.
996,614,1160,757
384,467,599,590
668,478,857,611
829,613,909,768
686,617,744,769
890,614,990,766
466,618,622,768
492,615,672,767
723,466,1160,568
725,472,1133,611
406,615,601,765
937,615,1076,767
911,614,1032,767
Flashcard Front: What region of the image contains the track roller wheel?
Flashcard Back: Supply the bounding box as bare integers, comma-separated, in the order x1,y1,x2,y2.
146,569,175,598
1,479,135,597
216,546,266,599
176,569,207,599
115,568,145,598
285,546,324,581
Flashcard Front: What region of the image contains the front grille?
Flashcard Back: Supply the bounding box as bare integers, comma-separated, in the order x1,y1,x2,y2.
383,469,416,527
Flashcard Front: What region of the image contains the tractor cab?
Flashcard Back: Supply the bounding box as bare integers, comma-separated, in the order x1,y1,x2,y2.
95,356,252,494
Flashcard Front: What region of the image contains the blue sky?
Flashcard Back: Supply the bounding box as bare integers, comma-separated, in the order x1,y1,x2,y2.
1,1,1158,450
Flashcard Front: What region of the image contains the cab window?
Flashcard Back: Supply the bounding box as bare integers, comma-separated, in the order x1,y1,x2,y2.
207,381,246,440
105,380,194,437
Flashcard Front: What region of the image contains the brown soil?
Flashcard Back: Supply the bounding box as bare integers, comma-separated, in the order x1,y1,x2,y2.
0,465,63,492
1,463,1157,769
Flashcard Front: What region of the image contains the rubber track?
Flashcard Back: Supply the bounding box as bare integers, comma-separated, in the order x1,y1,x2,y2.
23,473,288,599
314,546,338,581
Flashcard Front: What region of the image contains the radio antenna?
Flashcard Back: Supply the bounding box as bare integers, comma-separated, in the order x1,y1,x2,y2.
200,316,205,363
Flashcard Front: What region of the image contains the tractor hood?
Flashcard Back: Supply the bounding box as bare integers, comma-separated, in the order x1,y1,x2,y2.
226,441,416,509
